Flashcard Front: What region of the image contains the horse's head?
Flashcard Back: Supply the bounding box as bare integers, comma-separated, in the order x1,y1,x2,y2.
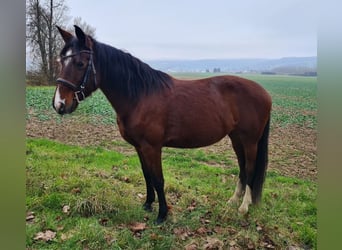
53,25,98,115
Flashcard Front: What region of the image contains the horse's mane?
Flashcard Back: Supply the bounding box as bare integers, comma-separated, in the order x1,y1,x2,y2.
93,40,173,100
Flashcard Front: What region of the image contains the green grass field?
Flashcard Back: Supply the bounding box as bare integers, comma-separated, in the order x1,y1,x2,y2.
26,74,317,249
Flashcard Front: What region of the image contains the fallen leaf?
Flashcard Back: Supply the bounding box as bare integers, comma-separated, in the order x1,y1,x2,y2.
34,230,56,242
247,240,255,249
287,246,301,250
196,227,208,235
60,173,68,179
71,187,81,194
26,211,35,222
173,227,192,241
239,220,250,228
137,193,145,199
129,222,147,233
227,226,238,235
60,233,68,241
185,242,198,250
60,231,74,241
213,226,225,234
150,232,163,241
229,240,237,246
203,237,224,250
55,215,63,221
200,218,211,224
95,170,109,178
99,217,109,226
260,235,276,249
187,199,197,212
62,205,70,214
104,234,116,245
122,177,130,183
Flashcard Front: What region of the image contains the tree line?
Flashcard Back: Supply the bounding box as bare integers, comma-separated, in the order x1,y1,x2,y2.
26,0,95,85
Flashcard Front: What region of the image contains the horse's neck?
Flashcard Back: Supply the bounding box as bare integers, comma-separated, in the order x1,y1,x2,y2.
100,85,136,118
94,53,134,117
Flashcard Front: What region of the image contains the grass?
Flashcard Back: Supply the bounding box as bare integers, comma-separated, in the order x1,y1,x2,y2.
26,73,317,249
26,86,116,125
26,138,316,249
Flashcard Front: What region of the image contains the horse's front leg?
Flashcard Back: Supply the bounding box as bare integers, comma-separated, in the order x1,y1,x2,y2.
136,145,168,223
136,148,155,212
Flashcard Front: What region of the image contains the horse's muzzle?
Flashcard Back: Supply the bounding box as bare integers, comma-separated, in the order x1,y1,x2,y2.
53,99,78,115
56,102,65,115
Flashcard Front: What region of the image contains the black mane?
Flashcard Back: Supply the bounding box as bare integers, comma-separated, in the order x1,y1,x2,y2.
93,40,173,100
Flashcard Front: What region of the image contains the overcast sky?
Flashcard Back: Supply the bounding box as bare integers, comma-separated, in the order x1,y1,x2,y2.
65,0,316,60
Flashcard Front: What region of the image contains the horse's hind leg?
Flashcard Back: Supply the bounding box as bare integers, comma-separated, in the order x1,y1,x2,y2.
228,134,246,204
238,142,258,214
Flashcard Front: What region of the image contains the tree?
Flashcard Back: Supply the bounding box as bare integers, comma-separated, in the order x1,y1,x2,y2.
26,1,97,85
26,0,69,85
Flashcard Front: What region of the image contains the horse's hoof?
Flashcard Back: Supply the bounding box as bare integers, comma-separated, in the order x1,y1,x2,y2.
143,203,153,212
238,205,248,215
228,196,239,204
155,216,166,224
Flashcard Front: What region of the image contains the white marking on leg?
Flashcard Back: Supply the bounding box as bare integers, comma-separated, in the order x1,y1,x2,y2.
238,185,252,214
54,86,65,111
228,179,243,204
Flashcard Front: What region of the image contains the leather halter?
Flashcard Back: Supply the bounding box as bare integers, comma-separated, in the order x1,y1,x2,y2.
56,50,97,103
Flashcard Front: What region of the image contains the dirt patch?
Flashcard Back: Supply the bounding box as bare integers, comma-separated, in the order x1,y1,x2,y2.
26,117,317,181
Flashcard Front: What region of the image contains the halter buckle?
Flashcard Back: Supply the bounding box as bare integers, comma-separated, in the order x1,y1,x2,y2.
75,91,85,103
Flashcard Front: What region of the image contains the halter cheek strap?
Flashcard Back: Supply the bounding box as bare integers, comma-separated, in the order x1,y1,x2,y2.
56,50,97,103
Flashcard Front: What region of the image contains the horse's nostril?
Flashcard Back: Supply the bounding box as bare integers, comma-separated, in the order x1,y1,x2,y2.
57,102,65,114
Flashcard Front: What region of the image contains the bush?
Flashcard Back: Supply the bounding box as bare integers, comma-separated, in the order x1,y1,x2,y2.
26,71,49,86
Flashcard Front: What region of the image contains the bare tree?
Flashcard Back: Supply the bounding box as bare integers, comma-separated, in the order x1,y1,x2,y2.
26,0,97,85
26,0,69,85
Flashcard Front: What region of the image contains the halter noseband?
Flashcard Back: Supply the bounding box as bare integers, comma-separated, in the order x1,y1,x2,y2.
56,50,97,103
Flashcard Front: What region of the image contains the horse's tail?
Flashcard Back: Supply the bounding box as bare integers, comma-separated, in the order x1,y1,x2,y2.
252,117,270,204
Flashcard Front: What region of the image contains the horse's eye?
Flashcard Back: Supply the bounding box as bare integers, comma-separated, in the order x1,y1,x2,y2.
76,62,84,69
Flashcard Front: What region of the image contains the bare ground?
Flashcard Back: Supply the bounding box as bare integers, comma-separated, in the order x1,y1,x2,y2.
26,117,317,181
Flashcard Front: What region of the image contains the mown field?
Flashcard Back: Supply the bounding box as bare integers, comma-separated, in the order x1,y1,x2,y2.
26,74,317,249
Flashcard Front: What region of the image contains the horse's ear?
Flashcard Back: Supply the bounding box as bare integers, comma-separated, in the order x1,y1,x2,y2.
56,26,73,43
74,25,86,44
74,25,93,49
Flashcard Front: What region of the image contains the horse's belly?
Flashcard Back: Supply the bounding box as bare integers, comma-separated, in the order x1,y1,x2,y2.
164,130,227,148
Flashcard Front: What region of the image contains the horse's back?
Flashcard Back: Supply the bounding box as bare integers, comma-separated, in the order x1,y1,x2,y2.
160,76,268,147
163,75,271,147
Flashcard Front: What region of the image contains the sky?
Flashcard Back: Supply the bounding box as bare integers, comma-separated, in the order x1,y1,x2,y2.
65,1,316,60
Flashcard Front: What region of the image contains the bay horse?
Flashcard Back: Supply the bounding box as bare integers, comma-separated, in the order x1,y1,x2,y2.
53,25,272,223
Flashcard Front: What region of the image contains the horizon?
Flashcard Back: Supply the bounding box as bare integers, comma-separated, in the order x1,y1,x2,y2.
145,56,317,61
26,55,317,71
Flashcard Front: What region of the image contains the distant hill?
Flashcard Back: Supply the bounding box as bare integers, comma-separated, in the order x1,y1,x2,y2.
147,57,317,75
